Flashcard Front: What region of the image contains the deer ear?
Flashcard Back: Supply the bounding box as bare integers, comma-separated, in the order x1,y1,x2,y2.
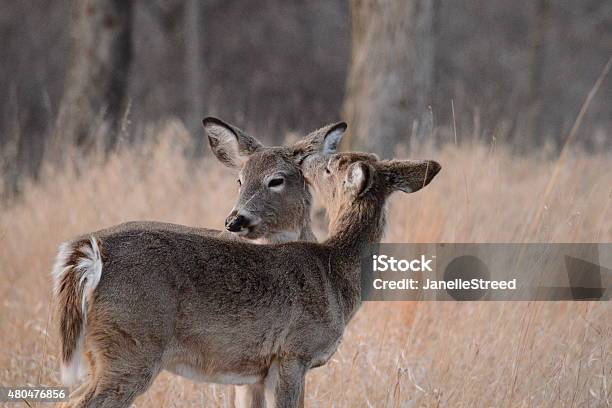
203,117,262,169
345,162,374,197
379,160,441,193
291,122,347,164
321,122,347,154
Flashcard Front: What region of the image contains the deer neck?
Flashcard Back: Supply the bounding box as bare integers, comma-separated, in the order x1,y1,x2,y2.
268,188,316,243
253,211,316,244
297,188,317,242
253,231,300,245
298,223,317,242
324,196,386,319
254,228,312,245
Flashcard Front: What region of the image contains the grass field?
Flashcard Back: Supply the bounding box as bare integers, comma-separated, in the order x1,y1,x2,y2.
0,121,610,407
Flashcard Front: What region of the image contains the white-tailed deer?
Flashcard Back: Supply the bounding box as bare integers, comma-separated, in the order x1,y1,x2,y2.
53,149,440,407
204,117,345,244
205,117,345,406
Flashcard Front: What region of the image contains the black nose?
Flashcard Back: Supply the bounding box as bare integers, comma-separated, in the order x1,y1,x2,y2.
225,212,249,232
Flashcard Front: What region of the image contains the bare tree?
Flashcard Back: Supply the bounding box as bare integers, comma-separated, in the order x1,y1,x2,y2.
527,0,550,144
54,0,133,153
342,0,437,157
185,0,206,156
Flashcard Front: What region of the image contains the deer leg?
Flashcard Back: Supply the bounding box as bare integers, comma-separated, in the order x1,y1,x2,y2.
62,321,161,408
264,359,306,408
234,383,265,408
59,380,96,408
66,380,90,402
62,365,158,408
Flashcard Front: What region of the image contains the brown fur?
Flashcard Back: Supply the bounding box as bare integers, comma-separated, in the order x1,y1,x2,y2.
205,119,347,408
204,117,346,243
55,238,105,366
53,153,440,408
57,260,83,363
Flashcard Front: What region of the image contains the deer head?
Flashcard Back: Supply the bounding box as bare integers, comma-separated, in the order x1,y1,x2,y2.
203,117,346,242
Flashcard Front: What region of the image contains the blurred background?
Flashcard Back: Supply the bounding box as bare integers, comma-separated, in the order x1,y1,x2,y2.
0,2,611,406
1,0,611,195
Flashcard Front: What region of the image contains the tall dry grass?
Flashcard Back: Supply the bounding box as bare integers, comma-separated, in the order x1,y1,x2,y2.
0,121,610,407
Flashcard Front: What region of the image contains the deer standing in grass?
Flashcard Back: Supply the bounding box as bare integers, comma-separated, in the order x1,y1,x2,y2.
53,116,345,407
53,144,440,407
205,117,345,406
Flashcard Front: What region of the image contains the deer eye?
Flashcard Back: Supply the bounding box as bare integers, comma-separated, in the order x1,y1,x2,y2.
237,179,242,187
268,178,284,188
325,167,331,175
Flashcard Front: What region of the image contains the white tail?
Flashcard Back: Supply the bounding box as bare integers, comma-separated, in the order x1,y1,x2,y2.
52,236,102,387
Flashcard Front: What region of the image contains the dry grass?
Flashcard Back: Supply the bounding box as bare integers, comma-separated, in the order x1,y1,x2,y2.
0,121,610,407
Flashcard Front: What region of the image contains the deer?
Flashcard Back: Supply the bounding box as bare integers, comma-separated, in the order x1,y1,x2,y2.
128,117,344,249
53,145,440,407
204,117,345,244
204,117,345,406
55,117,344,407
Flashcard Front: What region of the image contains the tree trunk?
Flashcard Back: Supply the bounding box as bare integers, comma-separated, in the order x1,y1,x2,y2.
527,0,550,145
342,0,436,158
185,0,206,156
54,0,133,153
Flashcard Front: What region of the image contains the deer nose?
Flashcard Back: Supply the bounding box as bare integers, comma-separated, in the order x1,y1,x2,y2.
225,211,249,232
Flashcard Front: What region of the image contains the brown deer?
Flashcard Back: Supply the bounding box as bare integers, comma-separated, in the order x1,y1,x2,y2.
56,117,345,407
53,149,440,407
204,117,345,244
204,118,345,407
203,118,347,406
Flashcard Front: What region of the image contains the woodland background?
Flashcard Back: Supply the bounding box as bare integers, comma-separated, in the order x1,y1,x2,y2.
0,1,610,407
1,0,611,194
